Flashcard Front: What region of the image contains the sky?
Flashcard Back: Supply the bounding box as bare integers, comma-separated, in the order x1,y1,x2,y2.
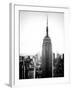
20,11,64,56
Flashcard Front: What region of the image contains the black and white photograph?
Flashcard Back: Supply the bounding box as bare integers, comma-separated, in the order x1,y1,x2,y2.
19,11,64,79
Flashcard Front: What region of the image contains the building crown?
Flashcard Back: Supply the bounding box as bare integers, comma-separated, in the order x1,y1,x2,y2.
46,16,48,37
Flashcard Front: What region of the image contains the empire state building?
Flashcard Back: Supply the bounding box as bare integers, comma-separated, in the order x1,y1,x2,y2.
41,17,52,78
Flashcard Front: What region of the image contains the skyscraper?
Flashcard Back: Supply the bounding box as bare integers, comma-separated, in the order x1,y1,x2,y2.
41,16,52,78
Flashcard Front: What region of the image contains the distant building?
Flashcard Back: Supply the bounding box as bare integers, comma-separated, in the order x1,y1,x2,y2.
53,53,64,77
19,56,25,79
41,17,52,78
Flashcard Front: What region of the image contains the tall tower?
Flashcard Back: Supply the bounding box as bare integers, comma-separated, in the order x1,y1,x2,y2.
41,16,52,78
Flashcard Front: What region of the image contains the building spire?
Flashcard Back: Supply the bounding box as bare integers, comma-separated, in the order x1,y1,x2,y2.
47,16,48,26
46,16,48,37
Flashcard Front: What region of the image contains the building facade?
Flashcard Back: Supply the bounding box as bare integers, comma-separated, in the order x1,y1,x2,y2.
41,17,52,78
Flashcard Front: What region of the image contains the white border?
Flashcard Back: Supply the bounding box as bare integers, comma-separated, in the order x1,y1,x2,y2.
9,3,70,87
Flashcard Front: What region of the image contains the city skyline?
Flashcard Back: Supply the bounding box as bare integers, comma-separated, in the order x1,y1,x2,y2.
19,11,64,79
19,53,64,79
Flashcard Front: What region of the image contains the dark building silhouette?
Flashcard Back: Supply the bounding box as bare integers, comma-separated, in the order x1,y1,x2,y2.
41,17,52,78
19,56,35,79
53,53,64,77
19,56,25,79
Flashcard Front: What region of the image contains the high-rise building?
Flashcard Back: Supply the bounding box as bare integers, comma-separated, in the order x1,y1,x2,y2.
41,16,52,78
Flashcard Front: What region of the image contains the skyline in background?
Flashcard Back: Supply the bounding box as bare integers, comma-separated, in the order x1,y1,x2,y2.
20,11,64,56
